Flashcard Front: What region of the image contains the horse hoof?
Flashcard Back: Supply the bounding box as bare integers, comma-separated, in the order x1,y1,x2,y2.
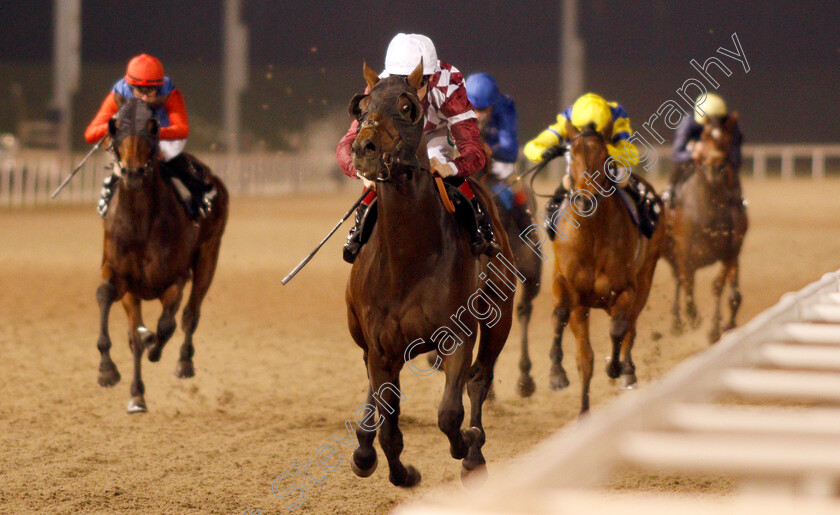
175,361,195,379
689,316,702,330
98,368,121,387
401,465,422,488
708,329,721,343
549,372,570,391
486,383,496,401
670,324,683,336
517,374,536,397
126,398,147,414
605,359,622,380
147,345,162,362
350,454,377,478
460,462,488,488
620,374,638,390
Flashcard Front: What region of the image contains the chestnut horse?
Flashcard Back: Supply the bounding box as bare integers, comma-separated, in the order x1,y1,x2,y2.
663,113,747,342
95,97,228,413
549,122,663,413
345,61,514,486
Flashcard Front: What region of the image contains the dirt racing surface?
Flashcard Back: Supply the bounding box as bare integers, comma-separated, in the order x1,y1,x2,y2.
2,178,840,514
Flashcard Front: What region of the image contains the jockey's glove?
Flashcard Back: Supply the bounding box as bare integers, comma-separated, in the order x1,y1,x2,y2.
541,145,566,162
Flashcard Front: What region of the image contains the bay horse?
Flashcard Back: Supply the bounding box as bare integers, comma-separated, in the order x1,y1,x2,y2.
474,162,543,398
345,61,515,486
663,113,747,343
549,122,663,413
95,96,229,413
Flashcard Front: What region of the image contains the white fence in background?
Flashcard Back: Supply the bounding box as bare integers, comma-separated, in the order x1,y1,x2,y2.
2,144,840,207
397,268,840,515
0,149,344,208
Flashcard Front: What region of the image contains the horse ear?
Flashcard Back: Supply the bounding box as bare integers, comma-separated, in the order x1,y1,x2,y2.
114,92,127,108
725,111,739,131
363,61,379,90
565,120,579,139
406,59,424,91
147,118,160,137
348,93,369,119
108,118,119,137
600,117,614,142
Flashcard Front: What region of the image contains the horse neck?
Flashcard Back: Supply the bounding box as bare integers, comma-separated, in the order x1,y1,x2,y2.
375,166,449,268
571,162,620,225
111,167,166,235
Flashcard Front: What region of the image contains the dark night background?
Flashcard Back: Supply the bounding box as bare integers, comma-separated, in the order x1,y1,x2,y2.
0,0,838,150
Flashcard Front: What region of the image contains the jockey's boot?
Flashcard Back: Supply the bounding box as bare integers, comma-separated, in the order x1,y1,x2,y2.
544,184,569,241
97,173,119,218
343,190,378,263
163,154,216,221
470,196,502,257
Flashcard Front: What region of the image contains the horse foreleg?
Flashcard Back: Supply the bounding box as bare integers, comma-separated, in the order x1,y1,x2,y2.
121,293,147,413
619,325,638,389
725,260,742,333
96,277,121,387
464,315,509,485
438,345,472,462
516,281,539,397
682,266,701,329
177,239,221,379
568,306,592,414
709,264,727,343
549,303,571,391
607,290,633,382
350,384,379,478
668,260,684,335
147,280,186,362
369,357,420,487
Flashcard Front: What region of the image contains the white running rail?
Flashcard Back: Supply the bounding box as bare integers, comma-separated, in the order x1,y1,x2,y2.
397,269,840,514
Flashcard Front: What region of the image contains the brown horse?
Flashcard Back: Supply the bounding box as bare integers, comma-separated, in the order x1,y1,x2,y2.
474,165,543,398
663,113,747,343
345,61,515,486
549,122,663,413
95,96,228,413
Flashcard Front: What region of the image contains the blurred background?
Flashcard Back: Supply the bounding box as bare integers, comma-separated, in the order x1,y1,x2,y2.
1,0,838,152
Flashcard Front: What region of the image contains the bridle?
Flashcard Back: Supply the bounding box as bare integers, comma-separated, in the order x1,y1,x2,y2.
355,87,425,182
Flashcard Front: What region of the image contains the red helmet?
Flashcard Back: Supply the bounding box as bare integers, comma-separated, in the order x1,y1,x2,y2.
125,54,164,86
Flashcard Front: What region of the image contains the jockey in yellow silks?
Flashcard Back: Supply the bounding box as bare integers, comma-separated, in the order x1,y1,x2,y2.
524,92,659,239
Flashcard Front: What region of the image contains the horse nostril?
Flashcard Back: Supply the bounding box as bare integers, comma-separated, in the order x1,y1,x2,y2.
364,141,376,153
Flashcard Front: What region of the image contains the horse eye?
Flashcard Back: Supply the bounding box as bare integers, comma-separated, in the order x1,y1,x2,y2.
401,103,411,114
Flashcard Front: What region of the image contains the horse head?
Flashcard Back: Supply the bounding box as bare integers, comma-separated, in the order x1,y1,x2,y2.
348,60,427,182
692,112,739,173
108,94,161,189
564,119,616,208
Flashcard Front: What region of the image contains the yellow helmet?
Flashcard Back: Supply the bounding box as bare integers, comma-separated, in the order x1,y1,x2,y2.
694,93,727,124
570,93,612,131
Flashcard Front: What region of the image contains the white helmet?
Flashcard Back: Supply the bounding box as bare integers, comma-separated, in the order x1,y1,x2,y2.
384,33,437,76
694,92,727,124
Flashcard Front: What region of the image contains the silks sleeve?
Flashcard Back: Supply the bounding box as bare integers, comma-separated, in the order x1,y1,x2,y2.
523,113,569,162
84,92,119,143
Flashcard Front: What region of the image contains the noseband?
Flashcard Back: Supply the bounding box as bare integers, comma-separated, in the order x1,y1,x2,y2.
356,89,424,182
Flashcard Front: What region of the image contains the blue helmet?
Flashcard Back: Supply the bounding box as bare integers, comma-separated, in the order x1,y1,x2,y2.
465,73,500,109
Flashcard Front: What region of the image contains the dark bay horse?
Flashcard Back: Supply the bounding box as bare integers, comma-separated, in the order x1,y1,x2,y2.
95,96,228,413
345,61,514,486
663,113,747,342
549,122,663,413
474,164,543,398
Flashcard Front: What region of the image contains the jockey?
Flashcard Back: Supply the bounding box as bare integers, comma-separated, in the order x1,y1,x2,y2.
670,92,743,190
524,92,656,239
84,54,215,220
464,72,531,231
336,33,496,263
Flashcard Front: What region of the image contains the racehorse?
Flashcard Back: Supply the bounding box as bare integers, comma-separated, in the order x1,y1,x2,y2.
549,122,663,413
345,61,515,486
663,113,747,343
474,163,543,398
95,96,228,413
